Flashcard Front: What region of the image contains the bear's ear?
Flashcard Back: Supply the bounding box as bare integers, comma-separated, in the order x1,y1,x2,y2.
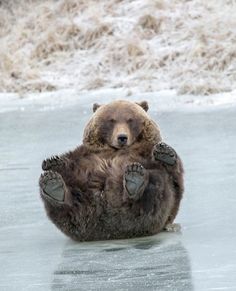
93,103,102,112
136,101,149,112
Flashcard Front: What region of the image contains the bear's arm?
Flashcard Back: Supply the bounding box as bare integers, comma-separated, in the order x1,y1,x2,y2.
153,142,184,200
42,145,89,174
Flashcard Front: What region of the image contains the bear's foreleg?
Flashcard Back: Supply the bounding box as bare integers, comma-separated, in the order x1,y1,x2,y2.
123,163,149,200
153,142,184,225
42,155,70,174
39,170,73,205
153,142,177,165
152,142,184,190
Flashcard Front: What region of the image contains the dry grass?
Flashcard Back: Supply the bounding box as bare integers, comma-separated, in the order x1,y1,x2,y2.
0,0,236,95
137,14,162,34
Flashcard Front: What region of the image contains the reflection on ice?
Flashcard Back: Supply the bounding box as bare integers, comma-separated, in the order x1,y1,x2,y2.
52,234,193,291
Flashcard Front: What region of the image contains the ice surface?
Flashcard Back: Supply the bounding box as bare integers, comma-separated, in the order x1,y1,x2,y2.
0,99,236,290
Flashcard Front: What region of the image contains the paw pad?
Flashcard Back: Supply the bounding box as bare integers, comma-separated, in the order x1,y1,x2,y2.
124,163,147,199
39,171,65,202
153,142,177,165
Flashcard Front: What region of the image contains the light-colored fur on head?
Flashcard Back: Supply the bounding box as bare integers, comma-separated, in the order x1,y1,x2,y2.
142,119,161,144
83,100,162,150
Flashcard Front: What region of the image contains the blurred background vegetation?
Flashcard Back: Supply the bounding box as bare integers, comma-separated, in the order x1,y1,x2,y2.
0,0,236,96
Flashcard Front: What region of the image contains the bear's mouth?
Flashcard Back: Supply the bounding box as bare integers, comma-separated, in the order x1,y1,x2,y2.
111,144,128,150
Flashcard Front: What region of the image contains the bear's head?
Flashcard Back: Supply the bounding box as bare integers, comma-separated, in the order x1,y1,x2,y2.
83,100,162,150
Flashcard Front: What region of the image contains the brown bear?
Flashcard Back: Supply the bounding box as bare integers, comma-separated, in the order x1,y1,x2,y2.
39,100,184,241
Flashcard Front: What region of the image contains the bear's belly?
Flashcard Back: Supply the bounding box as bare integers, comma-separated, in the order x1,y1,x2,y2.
68,180,175,241
73,208,170,241
82,153,149,193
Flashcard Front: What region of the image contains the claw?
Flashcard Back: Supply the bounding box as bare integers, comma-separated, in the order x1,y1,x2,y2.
124,163,148,199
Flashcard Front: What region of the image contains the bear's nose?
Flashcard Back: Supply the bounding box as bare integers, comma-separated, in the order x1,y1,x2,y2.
117,134,128,146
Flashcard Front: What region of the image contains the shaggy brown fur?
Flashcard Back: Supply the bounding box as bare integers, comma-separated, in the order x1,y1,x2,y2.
39,100,184,241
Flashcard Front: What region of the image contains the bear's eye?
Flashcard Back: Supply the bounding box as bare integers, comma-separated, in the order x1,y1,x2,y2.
127,118,133,123
108,118,116,123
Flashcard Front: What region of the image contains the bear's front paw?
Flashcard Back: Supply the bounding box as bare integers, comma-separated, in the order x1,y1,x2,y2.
39,171,65,203
124,163,148,200
42,155,65,171
153,142,177,166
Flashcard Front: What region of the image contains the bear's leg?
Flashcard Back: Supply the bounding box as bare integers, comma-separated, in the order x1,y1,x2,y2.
42,156,68,173
39,171,89,241
153,142,177,166
39,170,71,204
124,163,149,200
153,142,184,227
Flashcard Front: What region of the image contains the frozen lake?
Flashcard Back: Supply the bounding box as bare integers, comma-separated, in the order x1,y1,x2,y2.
0,101,236,290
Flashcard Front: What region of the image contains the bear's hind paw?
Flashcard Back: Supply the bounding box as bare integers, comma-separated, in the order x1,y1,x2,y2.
124,163,148,200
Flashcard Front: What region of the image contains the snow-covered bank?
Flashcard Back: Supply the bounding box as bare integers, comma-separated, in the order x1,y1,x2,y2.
1,89,236,113
0,0,236,96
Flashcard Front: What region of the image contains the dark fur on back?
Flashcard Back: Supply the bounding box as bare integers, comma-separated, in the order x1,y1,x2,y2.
39,100,184,241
